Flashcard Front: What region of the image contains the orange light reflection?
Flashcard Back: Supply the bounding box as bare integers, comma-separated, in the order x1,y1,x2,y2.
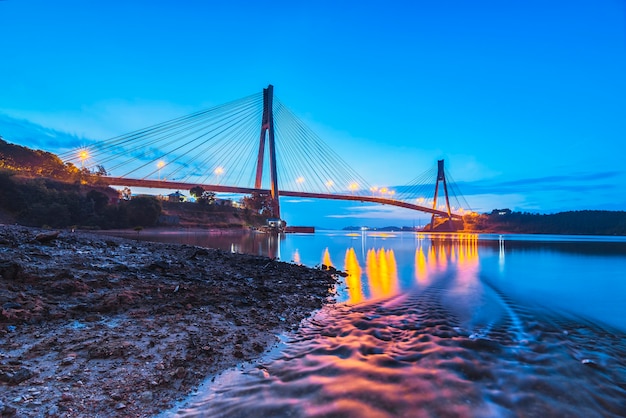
344,248,363,304
322,248,333,268
366,248,399,299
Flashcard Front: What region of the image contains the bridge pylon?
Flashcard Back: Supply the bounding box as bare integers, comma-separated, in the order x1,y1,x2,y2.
430,159,453,230
254,85,280,219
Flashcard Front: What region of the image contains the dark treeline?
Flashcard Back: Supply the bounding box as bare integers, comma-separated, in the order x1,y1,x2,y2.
465,209,626,235
0,137,267,230
0,137,162,228
0,171,161,229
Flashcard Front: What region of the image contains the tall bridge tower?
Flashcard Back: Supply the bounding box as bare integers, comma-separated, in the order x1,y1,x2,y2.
430,159,453,230
254,85,280,218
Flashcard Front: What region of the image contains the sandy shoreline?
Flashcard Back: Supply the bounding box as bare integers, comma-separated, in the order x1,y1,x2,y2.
0,225,339,417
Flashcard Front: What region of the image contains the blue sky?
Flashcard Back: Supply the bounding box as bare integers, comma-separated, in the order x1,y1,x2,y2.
1,1,625,228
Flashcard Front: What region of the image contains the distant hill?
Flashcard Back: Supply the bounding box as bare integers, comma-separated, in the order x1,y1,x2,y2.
0,137,85,180
0,137,266,230
464,209,626,236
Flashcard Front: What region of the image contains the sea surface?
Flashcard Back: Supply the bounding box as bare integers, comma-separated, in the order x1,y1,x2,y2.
117,229,626,417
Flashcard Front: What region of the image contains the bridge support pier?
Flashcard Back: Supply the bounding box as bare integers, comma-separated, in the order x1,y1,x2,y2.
254,85,280,219
430,159,453,230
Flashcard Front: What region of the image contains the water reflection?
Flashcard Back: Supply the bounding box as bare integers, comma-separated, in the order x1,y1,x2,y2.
106,229,626,332
322,248,333,268
332,234,481,304
343,248,363,304
168,231,626,418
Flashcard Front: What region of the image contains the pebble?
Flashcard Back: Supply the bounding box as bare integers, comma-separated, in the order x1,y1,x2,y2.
140,391,154,402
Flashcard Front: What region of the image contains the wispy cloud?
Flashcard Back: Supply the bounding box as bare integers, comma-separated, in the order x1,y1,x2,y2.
1,99,195,144
284,199,315,204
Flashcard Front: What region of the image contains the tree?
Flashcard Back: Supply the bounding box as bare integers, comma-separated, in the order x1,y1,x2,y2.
86,189,110,215
241,192,275,217
125,196,162,227
201,190,216,205
189,186,205,199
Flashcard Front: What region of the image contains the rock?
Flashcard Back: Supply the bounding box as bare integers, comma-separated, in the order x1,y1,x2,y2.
0,365,33,384
60,356,75,366
1,404,17,416
140,391,153,402
35,231,60,243
115,402,126,410
109,392,123,401
174,367,186,379
0,260,23,280
59,393,73,402
2,302,22,310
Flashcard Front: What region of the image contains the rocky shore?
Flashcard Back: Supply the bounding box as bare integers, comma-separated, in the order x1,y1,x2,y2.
0,225,339,417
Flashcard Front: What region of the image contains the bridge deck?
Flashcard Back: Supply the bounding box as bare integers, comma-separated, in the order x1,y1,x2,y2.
106,177,463,220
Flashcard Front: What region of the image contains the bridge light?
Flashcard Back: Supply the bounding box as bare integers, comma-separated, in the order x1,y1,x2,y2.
417,197,425,204
157,160,165,180
325,180,334,188
296,176,305,184
349,182,359,192
214,166,224,175
79,149,89,169
380,187,388,194
388,190,395,196
370,186,378,194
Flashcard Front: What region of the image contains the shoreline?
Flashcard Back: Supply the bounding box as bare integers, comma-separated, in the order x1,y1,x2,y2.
0,225,339,417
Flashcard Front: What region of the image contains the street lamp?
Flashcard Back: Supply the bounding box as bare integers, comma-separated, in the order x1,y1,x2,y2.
157,160,165,180
79,150,89,169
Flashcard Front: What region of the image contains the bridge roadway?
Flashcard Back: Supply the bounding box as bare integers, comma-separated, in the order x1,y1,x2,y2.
106,177,463,220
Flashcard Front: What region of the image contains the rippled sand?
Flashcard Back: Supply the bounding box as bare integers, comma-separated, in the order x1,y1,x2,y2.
170,272,626,417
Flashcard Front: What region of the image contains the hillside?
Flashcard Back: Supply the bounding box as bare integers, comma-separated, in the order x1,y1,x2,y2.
0,137,266,229
464,209,626,236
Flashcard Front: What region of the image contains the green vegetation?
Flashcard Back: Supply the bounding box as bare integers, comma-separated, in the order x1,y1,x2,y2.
0,137,106,183
0,137,161,229
0,137,266,229
0,171,162,229
464,209,626,235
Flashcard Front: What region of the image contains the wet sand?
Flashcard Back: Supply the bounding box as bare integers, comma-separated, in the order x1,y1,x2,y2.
0,225,338,417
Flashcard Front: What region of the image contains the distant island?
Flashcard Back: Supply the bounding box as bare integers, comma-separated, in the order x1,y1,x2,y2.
343,208,626,236
2,137,626,235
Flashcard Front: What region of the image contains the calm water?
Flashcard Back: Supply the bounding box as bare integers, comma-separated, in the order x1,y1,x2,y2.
118,229,626,417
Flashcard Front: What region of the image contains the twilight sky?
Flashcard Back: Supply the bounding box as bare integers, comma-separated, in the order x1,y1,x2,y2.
1,0,625,228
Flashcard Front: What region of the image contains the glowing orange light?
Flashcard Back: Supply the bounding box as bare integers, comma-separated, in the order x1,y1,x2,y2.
296,176,305,184
322,248,333,268
415,247,428,283
325,180,334,188
344,248,363,304
293,249,301,264
214,166,224,175
349,182,359,191
379,187,388,194
366,248,399,299
78,150,89,168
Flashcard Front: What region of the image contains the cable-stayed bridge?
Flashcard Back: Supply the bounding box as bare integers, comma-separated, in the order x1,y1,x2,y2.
61,85,470,229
